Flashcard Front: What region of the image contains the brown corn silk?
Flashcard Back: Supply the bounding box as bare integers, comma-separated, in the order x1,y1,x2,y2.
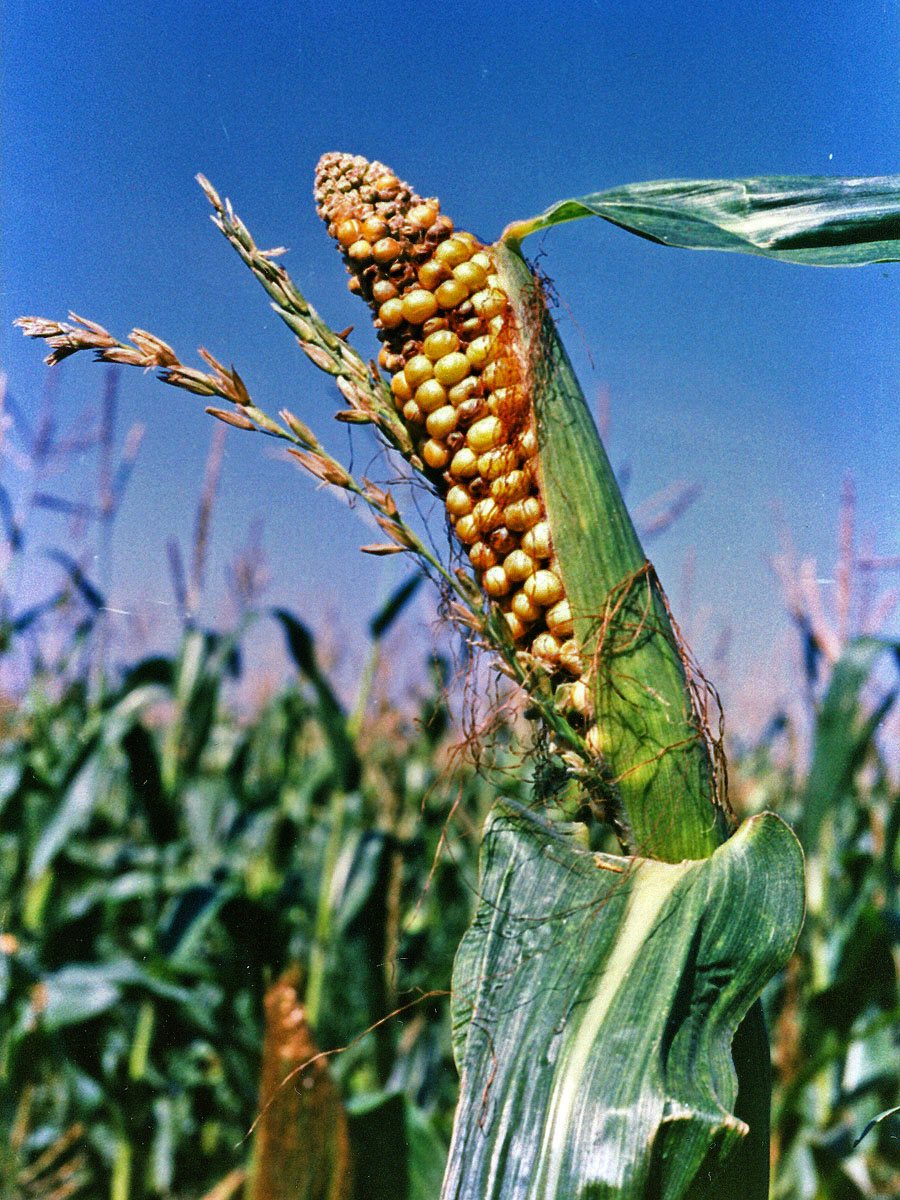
315,153,727,860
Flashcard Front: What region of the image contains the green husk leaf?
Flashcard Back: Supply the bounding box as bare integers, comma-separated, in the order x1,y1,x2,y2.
494,243,728,863
503,176,900,266
443,802,805,1200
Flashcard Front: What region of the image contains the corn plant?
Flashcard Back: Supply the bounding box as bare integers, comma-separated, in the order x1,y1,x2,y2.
16,159,900,1199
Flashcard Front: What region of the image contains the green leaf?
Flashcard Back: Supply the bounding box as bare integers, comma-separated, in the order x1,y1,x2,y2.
503,176,900,266
444,803,804,1200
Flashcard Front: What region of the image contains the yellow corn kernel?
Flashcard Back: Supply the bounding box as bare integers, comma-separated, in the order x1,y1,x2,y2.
434,237,473,268
447,377,480,407
472,496,503,531
373,237,402,264
446,484,473,516
521,521,552,559
361,216,388,241
433,352,471,387
391,372,413,402
450,446,479,477
504,496,543,531
372,278,398,304
562,679,592,715
348,239,373,261
423,330,460,360
503,610,527,641
404,354,434,388
425,405,458,439
454,513,480,543
466,415,504,453
453,260,488,291
511,589,542,623
465,335,495,370
378,298,404,328
435,279,469,309
402,399,423,424
414,379,448,413
469,541,497,571
477,446,520,480
524,569,564,607
482,566,511,597
418,259,449,290
516,427,538,458
335,218,361,246
481,357,517,390
471,250,492,270
402,289,439,324
545,598,573,637
559,639,582,675
491,469,530,502
532,632,562,665
422,438,449,469
471,288,507,319
503,548,537,582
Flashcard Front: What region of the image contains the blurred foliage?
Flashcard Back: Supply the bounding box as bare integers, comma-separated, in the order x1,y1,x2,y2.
733,637,900,1199
0,574,530,1198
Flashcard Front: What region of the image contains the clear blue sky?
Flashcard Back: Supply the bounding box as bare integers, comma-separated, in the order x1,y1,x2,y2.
3,0,898,719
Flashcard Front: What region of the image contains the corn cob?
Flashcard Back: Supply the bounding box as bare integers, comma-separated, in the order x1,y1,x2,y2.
315,153,596,746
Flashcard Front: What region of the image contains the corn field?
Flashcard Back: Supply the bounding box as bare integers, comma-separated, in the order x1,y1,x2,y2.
4,158,900,1199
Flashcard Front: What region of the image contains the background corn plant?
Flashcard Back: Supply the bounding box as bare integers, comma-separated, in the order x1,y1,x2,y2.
7,167,900,1199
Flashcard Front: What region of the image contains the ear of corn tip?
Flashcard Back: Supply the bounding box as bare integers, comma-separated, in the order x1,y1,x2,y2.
315,152,603,768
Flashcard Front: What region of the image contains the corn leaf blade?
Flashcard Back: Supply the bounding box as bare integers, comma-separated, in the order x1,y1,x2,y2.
443,803,804,1200
504,176,900,265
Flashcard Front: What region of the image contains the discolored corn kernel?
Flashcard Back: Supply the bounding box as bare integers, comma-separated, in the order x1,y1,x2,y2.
434,352,470,387
477,446,520,480
482,357,517,390
524,569,565,607
423,330,460,360
504,496,543,531
435,279,469,309
561,679,592,715
489,527,519,555
491,469,530,502
469,541,498,571
434,237,473,268
532,632,562,665
402,399,423,424
390,372,413,402
422,438,450,469
454,513,480,544
404,354,434,388
426,405,458,439
482,566,511,597
446,484,473,516
373,236,402,263
465,335,495,369
511,589,542,623
372,279,399,303
503,548,537,582
450,446,479,477
585,725,604,757
472,496,503,531
466,415,504,453
379,298,404,328
415,379,448,413
559,639,583,675
545,598,574,637
522,521,552,559
402,289,439,324
418,260,449,290
348,239,373,261
456,396,486,425
516,427,538,458
453,260,488,291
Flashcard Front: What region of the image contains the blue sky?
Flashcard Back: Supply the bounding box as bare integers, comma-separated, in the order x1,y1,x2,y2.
3,0,898,720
